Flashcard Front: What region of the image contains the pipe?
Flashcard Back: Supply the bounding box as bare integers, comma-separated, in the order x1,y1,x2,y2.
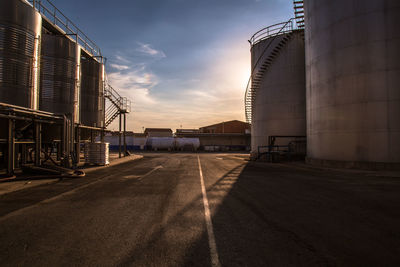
0,102,63,118
0,113,61,124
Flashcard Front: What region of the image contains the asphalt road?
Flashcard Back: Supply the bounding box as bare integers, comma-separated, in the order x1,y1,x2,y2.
0,153,399,266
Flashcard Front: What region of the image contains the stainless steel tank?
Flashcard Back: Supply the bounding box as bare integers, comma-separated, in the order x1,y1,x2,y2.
305,0,400,167
251,30,306,157
39,34,80,122
80,55,104,128
0,0,42,109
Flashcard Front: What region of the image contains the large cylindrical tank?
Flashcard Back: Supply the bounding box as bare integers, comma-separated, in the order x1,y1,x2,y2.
80,55,104,128
305,0,400,167
0,0,42,109
251,30,306,155
39,34,80,122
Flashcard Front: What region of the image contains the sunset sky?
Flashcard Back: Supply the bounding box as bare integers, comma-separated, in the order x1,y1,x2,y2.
52,0,293,132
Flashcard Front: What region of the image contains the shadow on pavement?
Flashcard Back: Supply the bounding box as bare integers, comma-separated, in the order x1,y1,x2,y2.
183,161,400,266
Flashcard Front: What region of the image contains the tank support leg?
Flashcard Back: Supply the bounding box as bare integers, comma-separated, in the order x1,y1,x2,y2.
34,122,41,166
123,113,126,156
100,128,104,143
119,113,122,158
75,127,80,164
7,119,15,176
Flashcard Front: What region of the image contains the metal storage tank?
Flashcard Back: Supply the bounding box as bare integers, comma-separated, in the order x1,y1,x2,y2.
0,0,42,109
146,137,174,151
80,55,104,128
249,22,306,158
305,0,400,168
175,138,200,151
39,33,80,122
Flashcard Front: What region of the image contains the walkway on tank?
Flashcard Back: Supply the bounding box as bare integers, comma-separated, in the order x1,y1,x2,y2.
0,153,399,266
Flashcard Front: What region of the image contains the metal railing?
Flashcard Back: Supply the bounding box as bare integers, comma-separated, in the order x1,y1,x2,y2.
248,19,295,46
104,84,131,112
28,0,101,57
244,18,296,124
104,82,131,127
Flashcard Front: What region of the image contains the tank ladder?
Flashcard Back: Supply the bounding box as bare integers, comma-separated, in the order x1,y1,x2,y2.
293,0,305,29
104,84,131,127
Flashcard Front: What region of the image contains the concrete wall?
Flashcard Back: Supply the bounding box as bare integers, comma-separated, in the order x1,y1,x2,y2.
251,31,306,153
199,135,250,147
305,0,400,165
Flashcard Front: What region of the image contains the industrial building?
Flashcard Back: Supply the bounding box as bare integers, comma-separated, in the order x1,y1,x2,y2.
246,0,400,169
199,120,250,134
0,0,131,175
144,128,173,138
176,120,251,151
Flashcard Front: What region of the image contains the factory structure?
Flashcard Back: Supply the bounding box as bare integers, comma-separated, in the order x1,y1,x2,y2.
246,0,400,169
102,120,251,152
0,0,131,176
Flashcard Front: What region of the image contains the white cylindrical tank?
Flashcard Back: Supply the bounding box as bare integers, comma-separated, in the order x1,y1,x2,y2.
133,136,147,149
147,137,174,151
251,28,306,157
305,0,400,168
175,138,200,151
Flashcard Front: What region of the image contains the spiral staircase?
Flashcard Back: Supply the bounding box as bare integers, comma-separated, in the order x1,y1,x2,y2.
245,1,305,125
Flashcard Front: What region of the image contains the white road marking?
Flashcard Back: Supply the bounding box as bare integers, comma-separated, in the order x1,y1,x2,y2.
124,165,163,180
197,156,221,267
138,165,163,180
123,175,141,179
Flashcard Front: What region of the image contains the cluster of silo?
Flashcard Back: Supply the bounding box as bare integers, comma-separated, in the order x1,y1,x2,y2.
249,0,400,169
0,0,107,172
0,0,105,132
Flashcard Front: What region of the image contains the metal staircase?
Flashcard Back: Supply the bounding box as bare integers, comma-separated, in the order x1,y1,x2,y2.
293,0,305,29
245,19,297,124
104,83,131,127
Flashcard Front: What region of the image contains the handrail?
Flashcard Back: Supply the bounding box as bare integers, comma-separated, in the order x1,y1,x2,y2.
248,19,295,46
244,18,296,124
28,0,101,57
104,83,132,113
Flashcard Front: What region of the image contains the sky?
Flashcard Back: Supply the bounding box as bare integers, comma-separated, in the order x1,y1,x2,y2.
51,0,293,132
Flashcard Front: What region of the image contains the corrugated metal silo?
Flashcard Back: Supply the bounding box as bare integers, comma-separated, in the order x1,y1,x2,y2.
305,0,400,167
80,55,104,128
39,34,80,121
250,24,306,158
0,0,42,109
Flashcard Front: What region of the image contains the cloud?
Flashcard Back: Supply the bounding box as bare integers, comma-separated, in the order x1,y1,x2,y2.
109,63,130,71
114,54,131,64
136,42,166,58
107,69,157,104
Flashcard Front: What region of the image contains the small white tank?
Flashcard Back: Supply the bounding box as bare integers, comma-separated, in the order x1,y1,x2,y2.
147,137,174,151
175,138,200,151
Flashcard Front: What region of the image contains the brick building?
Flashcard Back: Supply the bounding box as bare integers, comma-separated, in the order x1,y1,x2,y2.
144,128,173,137
199,120,250,134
